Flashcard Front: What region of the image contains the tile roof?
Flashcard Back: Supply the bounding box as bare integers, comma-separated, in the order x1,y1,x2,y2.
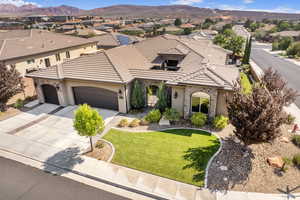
27,34,239,89
89,33,120,47
0,29,97,61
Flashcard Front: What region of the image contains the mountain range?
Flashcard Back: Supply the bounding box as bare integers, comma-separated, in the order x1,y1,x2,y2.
1,4,300,20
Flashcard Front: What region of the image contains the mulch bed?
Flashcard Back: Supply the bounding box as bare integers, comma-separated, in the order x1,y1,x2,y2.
207,124,300,193
84,140,113,161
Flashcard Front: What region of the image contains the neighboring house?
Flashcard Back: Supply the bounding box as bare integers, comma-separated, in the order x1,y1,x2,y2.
0,29,98,76
233,25,251,41
26,35,238,118
270,31,300,40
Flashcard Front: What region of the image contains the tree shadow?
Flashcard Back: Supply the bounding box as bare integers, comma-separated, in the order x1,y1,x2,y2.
206,136,254,191
162,129,212,137
43,147,84,175
182,139,221,183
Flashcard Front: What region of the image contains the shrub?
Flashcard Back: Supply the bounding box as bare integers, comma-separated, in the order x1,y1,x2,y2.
213,115,229,130
130,80,145,110
95,140,104,149
140,118,150,126
292,135,300,148
164,108,180,121
286,42,300,58
129,119,140,127
190,113,207,127
14,98,24,109
283,157,293,165
118,119,129,127
293,154,300,168
145,109,161,123
286,114,296,125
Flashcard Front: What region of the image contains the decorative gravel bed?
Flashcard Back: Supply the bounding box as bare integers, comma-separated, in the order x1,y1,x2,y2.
207,125,300,193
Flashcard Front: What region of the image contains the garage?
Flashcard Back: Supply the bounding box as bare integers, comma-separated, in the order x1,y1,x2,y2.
72,86,119,110
42,84,59,105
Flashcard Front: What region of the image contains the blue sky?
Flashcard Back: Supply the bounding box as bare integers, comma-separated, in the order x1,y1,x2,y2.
0,0,299,13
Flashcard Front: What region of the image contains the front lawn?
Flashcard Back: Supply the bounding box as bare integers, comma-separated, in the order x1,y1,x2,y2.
103,128,220,186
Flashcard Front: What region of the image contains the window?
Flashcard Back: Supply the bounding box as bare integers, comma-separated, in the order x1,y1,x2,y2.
27,59,35,64
66,51,70,58
191,92,210,114
55,53,61,61
44,58,51,67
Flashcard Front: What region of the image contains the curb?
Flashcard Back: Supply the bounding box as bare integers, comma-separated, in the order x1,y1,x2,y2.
98,138,115,163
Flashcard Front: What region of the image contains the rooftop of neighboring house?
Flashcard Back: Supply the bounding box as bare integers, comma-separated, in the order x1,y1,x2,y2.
64,28,107,36
27,34,238,90
0,29,97,61
232,25,251,39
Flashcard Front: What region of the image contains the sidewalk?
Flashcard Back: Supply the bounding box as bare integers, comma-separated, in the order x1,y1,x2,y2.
0,132,216,200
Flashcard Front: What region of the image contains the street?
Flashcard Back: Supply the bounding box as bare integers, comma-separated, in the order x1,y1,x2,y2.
0,157,130,200
251,43,300,107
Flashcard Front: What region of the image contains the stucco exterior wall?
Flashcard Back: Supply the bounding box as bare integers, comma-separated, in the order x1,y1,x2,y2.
216,89,229,116
4,43,97,76
171,86,185,116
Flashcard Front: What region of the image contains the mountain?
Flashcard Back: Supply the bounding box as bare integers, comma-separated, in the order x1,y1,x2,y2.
0,4,300,20
0,4,82,16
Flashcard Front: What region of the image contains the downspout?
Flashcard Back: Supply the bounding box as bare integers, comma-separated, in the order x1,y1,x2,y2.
124,84,128,113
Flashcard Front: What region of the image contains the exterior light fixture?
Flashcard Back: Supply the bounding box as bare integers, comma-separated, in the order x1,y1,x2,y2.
174,91,178,99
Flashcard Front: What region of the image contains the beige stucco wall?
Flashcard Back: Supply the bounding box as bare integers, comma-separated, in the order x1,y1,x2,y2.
4,43,97,76
216,89,233,116
171,86,185,116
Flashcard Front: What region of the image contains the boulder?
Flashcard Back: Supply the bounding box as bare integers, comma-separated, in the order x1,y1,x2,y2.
280,136,289,143
267,156,284,168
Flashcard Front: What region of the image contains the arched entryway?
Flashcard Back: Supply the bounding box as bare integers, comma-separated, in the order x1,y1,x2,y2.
191,92,210,115
41,84,59,105
72,86,119,110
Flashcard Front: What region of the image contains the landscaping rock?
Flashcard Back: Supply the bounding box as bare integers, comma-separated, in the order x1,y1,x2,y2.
219,166,228,171
267,156,284,168
159,117,170,126
280,136,289,143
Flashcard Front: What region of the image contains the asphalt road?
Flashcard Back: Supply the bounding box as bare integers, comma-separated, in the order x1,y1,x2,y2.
251,43,300,107
0,157,130,200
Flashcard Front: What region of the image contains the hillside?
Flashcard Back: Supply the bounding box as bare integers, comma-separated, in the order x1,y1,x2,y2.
0,4,300,20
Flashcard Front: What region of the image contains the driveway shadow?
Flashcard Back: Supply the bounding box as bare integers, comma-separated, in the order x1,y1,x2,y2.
43,147,84,175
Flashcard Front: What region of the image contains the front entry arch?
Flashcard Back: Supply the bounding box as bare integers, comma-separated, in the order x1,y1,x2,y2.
41,84,59,105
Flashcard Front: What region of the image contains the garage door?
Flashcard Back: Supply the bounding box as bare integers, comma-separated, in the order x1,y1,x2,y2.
42,84,59,105
73,86,118,110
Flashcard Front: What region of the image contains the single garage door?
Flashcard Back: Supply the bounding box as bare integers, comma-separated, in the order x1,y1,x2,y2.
42,84,59,105
73,86,118,110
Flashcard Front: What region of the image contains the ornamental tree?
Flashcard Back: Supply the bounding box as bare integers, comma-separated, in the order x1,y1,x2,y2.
0,64,24,112
74,104,105,151
130,80,145,110
156,82,168,112
227,68,298,145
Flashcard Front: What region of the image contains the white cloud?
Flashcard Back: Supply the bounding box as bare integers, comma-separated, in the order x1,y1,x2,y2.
215,4,300,13
243,0,254,4
171,0,203,5
0,0,39,6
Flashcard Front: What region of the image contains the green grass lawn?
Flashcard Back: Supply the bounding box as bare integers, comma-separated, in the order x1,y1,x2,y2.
103,128,220,186
240,72,252,94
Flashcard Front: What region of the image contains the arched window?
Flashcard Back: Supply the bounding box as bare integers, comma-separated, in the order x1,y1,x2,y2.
191,92,210,114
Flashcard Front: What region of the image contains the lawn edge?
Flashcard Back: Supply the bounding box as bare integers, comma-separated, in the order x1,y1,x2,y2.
105,127,223,188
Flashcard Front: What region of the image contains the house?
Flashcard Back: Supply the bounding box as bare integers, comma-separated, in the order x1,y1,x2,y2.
26,35,239,118
0,29,98,76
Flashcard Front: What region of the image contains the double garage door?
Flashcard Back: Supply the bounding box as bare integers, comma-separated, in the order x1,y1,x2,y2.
73,86,119,111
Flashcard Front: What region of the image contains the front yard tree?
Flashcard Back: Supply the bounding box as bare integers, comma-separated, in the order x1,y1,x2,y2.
0,64,24,112
156,82,168,112
130,80,145,109
242,36,252,65
74,104,105,152
227,68,298,145
174,18,182,27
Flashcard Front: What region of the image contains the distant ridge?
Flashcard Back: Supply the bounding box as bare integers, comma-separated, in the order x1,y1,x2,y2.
0,4,300,20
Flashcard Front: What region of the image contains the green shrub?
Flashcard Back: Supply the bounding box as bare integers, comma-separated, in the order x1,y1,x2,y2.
286,114,296,125
14,98,24,109
118,119,129,127
240,72,252,94
140,118,150,126
292,135,300,148
145,109,161,123
283,157,293,165
129,119,140,127
164,108,180,121
190,113,207,127
287,42,300,58
213,115,229,130
95,140,104,149
293,154,300,167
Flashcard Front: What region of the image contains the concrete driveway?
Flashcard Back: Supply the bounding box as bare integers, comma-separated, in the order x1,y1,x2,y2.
0,104,118,153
